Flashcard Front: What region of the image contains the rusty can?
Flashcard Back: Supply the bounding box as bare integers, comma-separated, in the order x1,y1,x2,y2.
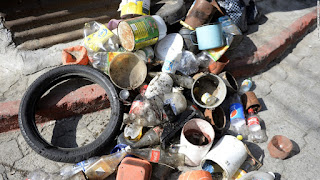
118,15,159,51
185,0,216,29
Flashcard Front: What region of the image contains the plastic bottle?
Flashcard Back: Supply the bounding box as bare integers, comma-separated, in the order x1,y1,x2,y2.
85,147,129,180
238,171,275,180
144,72,173,99
131,126,164,148
83,21,119,53
197,51,214,68
26,170,62,180
125,95,164,126
126,147,185,168
229,94,248,138
247,108,268,143
232,157,256,180
163,87,187,115
201,92,218,106
239,78,253,94
176,50,200,76
59,156,99,178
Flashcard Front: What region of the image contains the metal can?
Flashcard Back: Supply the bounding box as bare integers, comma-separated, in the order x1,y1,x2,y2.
120,0,150,19
118,16,159,51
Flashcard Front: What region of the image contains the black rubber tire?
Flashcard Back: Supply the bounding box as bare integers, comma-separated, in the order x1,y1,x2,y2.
18,65,123,163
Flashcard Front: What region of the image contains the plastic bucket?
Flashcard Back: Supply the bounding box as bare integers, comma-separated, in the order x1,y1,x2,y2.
154,33,184,61
178,118,215,166
191,73,227,109
201,135,247,180
109,52,147,90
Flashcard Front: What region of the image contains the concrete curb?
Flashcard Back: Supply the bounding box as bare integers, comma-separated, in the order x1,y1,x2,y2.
0,9,317,133
0,84,110,133
225,9,317,77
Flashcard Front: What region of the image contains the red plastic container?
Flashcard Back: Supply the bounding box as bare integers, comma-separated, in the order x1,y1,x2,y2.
116,157,152,180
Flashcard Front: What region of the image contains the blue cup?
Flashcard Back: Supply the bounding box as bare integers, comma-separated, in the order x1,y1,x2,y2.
190,23,224,50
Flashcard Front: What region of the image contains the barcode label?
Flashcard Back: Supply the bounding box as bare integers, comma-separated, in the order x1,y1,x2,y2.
130,24,138,31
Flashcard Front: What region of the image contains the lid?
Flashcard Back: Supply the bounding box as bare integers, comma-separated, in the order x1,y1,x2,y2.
152,15,167,40
154,33,184,61
248,108,254,114
118,21,135,51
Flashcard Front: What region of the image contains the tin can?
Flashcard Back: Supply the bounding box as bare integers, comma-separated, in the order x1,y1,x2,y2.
120,0,150,19
118,16,159,51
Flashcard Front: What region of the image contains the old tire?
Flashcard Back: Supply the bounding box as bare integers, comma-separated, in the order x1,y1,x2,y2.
18,65,123,163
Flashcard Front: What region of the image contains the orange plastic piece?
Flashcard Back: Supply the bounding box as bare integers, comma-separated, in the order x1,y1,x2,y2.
116,157,152,180
62,45,89,65
179,170,213,180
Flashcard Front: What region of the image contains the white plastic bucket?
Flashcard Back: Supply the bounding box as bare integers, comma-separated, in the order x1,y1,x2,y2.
152,15,167,40
154,33,183,61
201,135,247,179
179,118,215,166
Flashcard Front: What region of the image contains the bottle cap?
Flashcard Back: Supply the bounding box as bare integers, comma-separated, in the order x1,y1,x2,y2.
248,108,254,114
237,135,243,141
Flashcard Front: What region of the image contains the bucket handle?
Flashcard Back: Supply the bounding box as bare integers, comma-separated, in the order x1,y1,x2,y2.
189,31,198,45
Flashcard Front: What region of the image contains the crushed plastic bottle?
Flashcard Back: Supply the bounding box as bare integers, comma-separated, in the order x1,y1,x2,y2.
85,147,129,180
176,50,200,75
163,87,187,115
60,156,99,178
144,72,173,99
124,123,144,141
247,108,268,143
131,126,164,148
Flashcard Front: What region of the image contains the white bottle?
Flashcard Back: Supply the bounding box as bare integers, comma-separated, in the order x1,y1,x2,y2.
201,92,217,106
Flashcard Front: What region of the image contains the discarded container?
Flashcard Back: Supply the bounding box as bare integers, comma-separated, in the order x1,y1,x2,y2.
91,51,122,75
124,123,143,141
218,71,239,94
144,72,173,99
241,91,262,112
204,106,226,137
109,52,147,90
116,157,152,180
191,73,227,109
229,94,248,137
163,87,187,115
201,135,248,180
118,16,160,51
119,0,151,19
239,78,253,94
268,135,293,160
246,108,268,143
131,126,163,148
155,33,183,60
179,118,215,166
208,55,230,75
178,170,213,180
179,27,198,54
62,46,89,65
107,19,122,30
191,23,224,50
185,0,216,29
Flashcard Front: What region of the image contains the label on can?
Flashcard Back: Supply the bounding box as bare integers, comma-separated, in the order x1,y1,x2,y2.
247,116,260,127
83,24,114,52
150,149,160,162
125,16,159,50
120,0,150,17
230,103,245,122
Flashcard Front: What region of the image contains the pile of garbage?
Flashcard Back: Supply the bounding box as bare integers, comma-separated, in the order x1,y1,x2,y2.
25,0,295,180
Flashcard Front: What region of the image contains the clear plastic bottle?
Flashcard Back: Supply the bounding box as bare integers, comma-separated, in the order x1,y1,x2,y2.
131,126,164,148
60,156,99,178
239,78,253,94
229,94,248,138
176,50,200,76
26,170,62,180
126,147,185,168
247,108,267,143
85,147,129,180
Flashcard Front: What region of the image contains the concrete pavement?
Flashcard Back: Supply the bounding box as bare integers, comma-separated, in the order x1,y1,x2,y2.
0,0,319,179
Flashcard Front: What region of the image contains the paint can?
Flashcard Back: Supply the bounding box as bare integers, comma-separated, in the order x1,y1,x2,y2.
119,0,150,19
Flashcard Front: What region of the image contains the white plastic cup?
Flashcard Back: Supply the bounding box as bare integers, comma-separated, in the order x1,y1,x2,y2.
201,135,247,179
178,118,215,166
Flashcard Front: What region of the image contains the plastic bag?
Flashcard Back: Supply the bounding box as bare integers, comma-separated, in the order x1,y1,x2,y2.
176,50,200,76
82,21,119,53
